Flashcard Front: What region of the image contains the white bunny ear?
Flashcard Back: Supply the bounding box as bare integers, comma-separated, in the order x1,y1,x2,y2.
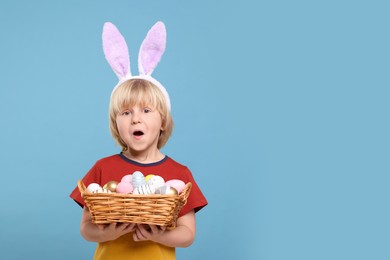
138,21,166,75
102,22,131,79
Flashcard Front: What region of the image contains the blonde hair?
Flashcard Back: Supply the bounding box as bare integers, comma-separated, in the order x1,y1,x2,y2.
109,79,173,150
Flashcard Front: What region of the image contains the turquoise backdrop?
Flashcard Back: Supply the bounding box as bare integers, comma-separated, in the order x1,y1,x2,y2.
0,0,389,259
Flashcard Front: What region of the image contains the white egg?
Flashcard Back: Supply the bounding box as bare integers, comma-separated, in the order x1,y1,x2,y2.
147,175,165,190
92,187,102,193
86,183,102,193
154,185,178,195
133,184,155,195
92,188,112,194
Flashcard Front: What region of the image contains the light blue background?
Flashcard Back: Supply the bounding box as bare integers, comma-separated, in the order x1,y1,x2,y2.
0,0,389,259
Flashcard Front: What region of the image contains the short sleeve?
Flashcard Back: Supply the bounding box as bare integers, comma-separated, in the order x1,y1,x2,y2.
178,167,208,217
69,162,102,208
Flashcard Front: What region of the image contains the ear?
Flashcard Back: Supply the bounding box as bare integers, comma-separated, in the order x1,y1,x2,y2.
138,21,166,75
102,22,131,79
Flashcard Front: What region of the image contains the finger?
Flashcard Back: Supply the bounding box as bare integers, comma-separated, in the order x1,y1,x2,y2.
133,231,140,241
149,225,166,234
97,224,106,231
122,223,135,232
136,225,149,240
149,225,158,233
108,222,117,231
117,222,129,231
136,224,146,232
138,224,150,232
159,225,167,232
127,223,137,232
134,228,145,241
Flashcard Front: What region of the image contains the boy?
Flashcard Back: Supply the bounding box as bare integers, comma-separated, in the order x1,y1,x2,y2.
70,22,207,260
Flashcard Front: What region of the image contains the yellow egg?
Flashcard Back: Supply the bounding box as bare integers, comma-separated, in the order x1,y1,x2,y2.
103,181,119,192
145,174,155,182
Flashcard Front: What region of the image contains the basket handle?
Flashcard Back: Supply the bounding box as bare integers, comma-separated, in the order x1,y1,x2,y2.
179,182,192,204
77,180,86,194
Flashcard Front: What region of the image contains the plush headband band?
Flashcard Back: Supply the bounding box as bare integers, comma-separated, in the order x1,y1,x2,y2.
102,21,171,111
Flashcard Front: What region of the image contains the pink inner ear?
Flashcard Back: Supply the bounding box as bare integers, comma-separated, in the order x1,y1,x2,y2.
102,22,131,79
139,22,166,75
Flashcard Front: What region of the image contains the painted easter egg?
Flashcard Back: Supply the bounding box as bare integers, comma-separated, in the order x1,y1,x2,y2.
132,171,146,188
103,181,118,192
93,187,112,194
86,183,102,193
132,184,155,195
121,174,133,183
165,179,186,193
145,174,155,182
116,182,134,194
155,185,178,195
147,175,165,190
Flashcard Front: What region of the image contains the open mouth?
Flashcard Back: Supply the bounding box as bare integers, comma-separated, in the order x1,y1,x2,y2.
133,131,144,136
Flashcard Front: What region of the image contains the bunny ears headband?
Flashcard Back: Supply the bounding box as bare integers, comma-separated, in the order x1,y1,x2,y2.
102,21,171,111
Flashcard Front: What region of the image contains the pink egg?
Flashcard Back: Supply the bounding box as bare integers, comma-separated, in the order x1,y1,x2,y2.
116,182,134,194
121,174,133,183
165,179,186,193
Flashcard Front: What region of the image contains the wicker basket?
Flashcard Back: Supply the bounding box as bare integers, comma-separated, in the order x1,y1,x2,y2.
78,180,192,229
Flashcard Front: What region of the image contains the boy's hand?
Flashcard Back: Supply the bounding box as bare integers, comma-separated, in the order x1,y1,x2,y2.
133,224,166,242
97,222,136,241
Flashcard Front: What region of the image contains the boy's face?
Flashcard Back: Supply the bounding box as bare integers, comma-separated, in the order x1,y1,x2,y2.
116,104,163,156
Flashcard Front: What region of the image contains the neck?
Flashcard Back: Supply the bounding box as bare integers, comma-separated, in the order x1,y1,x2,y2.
122,149,164,164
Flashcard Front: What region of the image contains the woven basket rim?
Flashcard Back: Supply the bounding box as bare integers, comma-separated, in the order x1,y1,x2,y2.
78,180,192,198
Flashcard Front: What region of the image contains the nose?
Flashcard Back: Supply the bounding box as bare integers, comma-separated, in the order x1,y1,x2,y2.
131,110,142,124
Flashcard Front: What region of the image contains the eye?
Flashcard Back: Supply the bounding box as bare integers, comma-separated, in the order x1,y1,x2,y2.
121,110,131,116
143,108,152,113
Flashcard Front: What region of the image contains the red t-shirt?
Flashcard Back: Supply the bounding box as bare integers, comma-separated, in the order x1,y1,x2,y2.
70,153,207,217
